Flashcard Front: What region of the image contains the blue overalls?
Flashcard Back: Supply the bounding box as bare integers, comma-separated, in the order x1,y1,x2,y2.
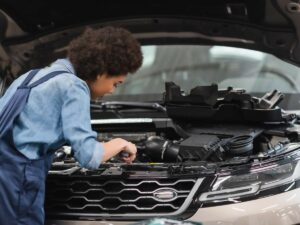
0,69,66,225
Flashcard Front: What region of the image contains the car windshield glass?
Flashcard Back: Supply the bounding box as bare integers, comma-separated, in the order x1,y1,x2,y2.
103,45,300,110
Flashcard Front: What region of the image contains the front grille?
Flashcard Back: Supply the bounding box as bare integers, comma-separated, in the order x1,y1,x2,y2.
45,177,200,217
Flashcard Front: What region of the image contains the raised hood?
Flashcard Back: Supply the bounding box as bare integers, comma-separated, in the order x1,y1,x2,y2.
0,0,300,74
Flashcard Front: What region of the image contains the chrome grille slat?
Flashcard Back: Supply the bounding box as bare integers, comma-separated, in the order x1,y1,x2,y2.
53,202,180,211
50,194,188,203
49,179,196,187
50,187,192,194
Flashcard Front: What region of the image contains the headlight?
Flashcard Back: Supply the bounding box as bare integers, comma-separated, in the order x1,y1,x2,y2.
199,160,300,203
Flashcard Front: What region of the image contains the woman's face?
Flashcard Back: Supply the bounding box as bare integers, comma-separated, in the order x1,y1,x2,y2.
88,74,126,100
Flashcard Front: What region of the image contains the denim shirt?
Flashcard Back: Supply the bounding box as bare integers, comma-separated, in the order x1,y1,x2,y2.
0,59,104,169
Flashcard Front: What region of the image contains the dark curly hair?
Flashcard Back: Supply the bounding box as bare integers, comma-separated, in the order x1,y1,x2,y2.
68,26,143,81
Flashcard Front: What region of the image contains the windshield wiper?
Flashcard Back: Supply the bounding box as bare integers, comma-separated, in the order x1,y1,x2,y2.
91,101,166,112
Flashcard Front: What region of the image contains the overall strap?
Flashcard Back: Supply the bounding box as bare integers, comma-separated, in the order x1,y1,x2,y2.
18,69,40,88
0,69,68,138
28,70,67,88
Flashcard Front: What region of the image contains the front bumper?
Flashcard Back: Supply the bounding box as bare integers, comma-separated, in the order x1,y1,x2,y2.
45,187,300,225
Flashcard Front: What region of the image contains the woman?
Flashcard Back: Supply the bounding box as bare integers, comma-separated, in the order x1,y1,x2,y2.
0,26,143,225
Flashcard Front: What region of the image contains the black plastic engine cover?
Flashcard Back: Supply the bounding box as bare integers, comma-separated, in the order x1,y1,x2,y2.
179,135,221,161
164,82,288,123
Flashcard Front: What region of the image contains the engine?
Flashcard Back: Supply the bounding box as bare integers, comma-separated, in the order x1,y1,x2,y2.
93,122,298,163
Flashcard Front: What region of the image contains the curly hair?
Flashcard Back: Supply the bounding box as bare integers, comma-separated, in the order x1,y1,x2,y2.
67,26,143,81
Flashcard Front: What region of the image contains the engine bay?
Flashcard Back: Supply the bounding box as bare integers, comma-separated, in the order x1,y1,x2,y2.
52,118,300,167
53,83,300,166
95,121,300,164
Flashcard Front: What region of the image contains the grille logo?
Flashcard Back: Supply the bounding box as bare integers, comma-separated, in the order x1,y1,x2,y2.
153,188,178,202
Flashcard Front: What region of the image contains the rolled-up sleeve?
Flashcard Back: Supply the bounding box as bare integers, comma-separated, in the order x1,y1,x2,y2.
61,79,104,169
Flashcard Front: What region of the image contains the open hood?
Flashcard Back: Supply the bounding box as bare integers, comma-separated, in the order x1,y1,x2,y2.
0,0,300,75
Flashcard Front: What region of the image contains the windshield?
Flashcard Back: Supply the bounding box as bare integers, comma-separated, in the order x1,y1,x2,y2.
103,45,300,110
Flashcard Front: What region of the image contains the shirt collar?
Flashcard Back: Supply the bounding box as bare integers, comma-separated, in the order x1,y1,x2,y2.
52,58,76,74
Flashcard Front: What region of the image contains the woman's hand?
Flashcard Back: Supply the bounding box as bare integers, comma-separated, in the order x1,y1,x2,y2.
119,141,137,163
101,138,137,163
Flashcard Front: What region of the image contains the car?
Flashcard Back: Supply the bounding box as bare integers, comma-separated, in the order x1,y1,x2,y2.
1,0,300,225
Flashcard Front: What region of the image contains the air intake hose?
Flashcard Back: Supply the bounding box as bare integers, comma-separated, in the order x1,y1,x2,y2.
144,136,179,162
